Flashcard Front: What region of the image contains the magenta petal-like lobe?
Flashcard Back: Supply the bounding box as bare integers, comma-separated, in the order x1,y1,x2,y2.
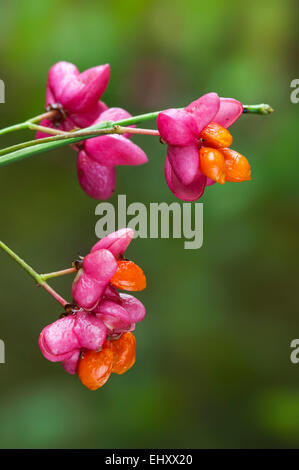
47,62,110,113
72,250,117,310
70,102,106,128
74,311,107,350
214,98,243,128
120,294,146,324
85,134,148,166
102,285,121,303
165,155,206,201
72,272,104,311
157,109,198,146
83,249,117,281
43,62,111,135
75,64,110,111
96,300,131,331
167,144,200,185
47,61,79,103
185,92,220,134
91,228,134,257
61,350,80,375
77,151,116,200
39,316,80,362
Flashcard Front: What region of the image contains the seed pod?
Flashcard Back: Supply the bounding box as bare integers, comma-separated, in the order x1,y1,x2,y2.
110,260,146,291
200,121,233,149
77,347,113,390
111,332,136,375
221,148,251,182
199,147,226,184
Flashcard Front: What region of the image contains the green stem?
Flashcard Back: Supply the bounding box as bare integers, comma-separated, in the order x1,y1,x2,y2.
41,267,77,281
29,111,59,124
0,109,160,140
0,240,41,283
0,124,160,158
0,103,273,167
0,122,29,136
28,122,70,136
0,122,115,162
0,103,273,138
111,110,161,127
0,240,68,307
242,104,274,115
0,110,58,137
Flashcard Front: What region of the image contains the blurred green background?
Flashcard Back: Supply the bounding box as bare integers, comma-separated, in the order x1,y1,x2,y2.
0,0,298,449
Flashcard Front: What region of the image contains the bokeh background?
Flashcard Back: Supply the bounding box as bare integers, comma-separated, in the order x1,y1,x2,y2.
0,0,298,449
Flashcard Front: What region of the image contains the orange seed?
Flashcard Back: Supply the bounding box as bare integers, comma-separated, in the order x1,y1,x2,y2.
110,260,146,291
77,347,113,391
111,332,136,375
200,121,233,149
199,147,226,184
221,148,251,182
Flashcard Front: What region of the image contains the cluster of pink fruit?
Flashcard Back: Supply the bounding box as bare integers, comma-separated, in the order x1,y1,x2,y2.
36,62,148,200
37,61,251,202
39,228,147,390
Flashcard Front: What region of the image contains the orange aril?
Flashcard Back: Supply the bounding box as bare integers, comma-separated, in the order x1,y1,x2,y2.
111,332,136,375
199,147,226,184
200,121,233,149
110,260,146,291
221,148,251,182
77,347,113,390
